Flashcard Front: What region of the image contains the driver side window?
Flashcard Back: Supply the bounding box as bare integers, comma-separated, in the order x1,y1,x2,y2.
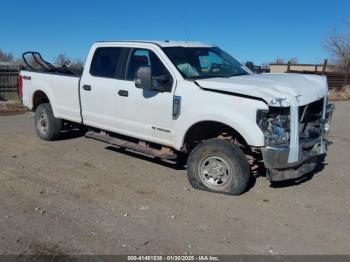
126,49,171,82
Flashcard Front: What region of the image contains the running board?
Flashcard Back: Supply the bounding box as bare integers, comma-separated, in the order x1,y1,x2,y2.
85,131,177,160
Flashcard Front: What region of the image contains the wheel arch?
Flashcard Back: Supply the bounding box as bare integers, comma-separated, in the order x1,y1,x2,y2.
180,120,251,153
32,90,50,111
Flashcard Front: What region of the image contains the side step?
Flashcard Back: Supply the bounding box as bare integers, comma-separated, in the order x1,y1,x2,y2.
85,131,177,160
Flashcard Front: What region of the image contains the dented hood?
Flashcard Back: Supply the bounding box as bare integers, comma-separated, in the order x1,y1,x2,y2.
196,73,328,107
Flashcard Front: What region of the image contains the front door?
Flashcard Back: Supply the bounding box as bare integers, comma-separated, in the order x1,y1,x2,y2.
115,48,175,146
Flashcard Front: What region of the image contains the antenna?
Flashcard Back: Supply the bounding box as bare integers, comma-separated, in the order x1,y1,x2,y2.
182,15,190,47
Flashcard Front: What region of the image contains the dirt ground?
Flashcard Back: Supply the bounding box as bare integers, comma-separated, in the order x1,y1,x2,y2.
0,102,350,255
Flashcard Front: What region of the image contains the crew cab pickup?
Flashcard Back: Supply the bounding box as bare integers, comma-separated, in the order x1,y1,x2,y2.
20,41,335,195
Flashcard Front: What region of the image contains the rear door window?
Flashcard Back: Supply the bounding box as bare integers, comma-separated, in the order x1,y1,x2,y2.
90,47,122,78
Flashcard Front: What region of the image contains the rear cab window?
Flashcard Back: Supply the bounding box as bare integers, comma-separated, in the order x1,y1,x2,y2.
89,47,122,78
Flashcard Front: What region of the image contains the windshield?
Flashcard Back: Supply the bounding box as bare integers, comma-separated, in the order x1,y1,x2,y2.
162,47,250,79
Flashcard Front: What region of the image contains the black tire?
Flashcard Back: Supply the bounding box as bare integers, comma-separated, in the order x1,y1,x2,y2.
176,152,188,166
34,103,62,141
187,139,250,195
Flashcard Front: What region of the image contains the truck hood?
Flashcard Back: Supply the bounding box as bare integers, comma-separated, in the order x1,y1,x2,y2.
195,73,328,107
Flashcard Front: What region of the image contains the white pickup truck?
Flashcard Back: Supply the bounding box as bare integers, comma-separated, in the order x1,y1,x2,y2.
20,41,334,195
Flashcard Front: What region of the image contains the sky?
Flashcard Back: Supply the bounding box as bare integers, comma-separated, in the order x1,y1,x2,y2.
1,0,349,65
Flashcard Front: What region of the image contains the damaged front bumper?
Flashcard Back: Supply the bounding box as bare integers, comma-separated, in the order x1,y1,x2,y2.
261,103,335,182
261,138,326,181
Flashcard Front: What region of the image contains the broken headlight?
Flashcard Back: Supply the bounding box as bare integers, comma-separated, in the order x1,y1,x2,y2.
324,103,335,134
257,109,290,145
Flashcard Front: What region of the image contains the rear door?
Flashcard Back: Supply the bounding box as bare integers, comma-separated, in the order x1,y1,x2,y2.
80,47,127,131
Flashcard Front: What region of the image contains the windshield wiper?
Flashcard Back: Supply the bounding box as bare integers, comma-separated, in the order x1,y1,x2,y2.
187,75,213,80
226,73,248,77
187,72,248,80
187,75,228,80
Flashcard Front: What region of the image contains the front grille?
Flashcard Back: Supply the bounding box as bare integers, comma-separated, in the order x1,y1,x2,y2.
299,98,323,123
299,98,324,140
266,98,325,142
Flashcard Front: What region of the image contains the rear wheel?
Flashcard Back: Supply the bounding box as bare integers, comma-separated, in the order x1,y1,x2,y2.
187,139,250,195
34,103,62,140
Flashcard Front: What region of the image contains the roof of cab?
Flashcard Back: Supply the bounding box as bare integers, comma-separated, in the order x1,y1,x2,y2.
95,40,214,48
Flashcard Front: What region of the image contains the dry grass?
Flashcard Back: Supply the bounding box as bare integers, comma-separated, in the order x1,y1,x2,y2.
329,85,350,101
0,100,28,113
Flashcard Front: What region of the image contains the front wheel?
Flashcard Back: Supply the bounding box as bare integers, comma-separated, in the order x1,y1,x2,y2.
34,103,62,141
187,139,251,195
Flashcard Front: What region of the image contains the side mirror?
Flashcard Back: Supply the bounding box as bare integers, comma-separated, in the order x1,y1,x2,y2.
135,66,152,90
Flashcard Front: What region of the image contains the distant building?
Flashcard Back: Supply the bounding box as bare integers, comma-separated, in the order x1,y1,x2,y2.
270,63,336,73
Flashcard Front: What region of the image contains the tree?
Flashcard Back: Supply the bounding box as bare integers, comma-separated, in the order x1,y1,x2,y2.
54,53,84,69
260,62,271,69
55,53,71,66
0,49,14,62
324,24,350,72
274,57,285,64
271,57,299,65
288,57,298,64
71,58,84,68
13,58,25,66
324,22,350,86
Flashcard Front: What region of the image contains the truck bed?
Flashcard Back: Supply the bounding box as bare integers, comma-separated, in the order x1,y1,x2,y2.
21,70,82,123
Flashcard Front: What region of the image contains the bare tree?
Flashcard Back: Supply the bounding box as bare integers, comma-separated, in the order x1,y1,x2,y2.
71,58,84,68
0,49,14,62
54,53,84,70
324,22,350,86
288,57,298,64
274,57,285,64
260,62,271,69
324,24,350,73
55,53,71,66
13,57,25,67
